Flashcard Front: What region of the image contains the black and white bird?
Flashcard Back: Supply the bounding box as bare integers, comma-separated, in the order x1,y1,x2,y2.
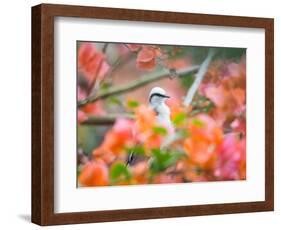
127,87,174,166
148,87,174,134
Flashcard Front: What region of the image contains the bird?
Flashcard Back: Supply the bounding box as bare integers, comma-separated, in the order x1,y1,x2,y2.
126,87,174,166
148,87,174,134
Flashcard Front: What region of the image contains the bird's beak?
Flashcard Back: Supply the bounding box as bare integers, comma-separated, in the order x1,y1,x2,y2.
164,95,170,98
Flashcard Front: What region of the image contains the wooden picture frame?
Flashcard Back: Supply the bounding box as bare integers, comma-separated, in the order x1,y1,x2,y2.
32,3,274,226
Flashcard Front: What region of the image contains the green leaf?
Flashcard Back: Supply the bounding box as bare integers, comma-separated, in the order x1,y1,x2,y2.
126,145,145,155
107,97,122,106
100,82,112,91
172,113,186,126
150,149,185,173
127,100,140,108
110,163,131,184
180,73,195,89
152,126,168,136
192,118,205,128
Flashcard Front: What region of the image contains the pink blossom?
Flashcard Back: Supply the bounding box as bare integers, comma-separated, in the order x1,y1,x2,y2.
78,43,110,83
215,133,246,180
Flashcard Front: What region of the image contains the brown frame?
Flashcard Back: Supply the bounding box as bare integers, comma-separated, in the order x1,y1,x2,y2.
32,3,274,226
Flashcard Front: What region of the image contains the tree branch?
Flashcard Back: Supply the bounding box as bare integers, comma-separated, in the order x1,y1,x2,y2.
183,48,216,106
81,113,135,125
78,65,199,107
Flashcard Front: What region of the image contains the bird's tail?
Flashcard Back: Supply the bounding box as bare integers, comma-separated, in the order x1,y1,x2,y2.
126,152,134,166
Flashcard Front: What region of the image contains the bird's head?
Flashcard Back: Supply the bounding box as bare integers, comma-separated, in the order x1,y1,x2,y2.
149,87,170,108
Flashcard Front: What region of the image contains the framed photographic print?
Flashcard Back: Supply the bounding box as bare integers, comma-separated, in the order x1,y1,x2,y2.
32,3,274,225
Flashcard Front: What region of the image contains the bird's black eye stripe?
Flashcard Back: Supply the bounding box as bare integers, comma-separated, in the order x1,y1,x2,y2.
149,93,170,102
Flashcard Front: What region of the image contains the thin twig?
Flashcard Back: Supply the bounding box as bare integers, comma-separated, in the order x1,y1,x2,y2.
104,52,134,80
102,43,109,53
78,65,199,107
86,60,103,96
183,49,216,106
81,113,135,125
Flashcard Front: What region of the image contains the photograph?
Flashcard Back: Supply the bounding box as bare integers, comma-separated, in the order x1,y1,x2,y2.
77,41,246,187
